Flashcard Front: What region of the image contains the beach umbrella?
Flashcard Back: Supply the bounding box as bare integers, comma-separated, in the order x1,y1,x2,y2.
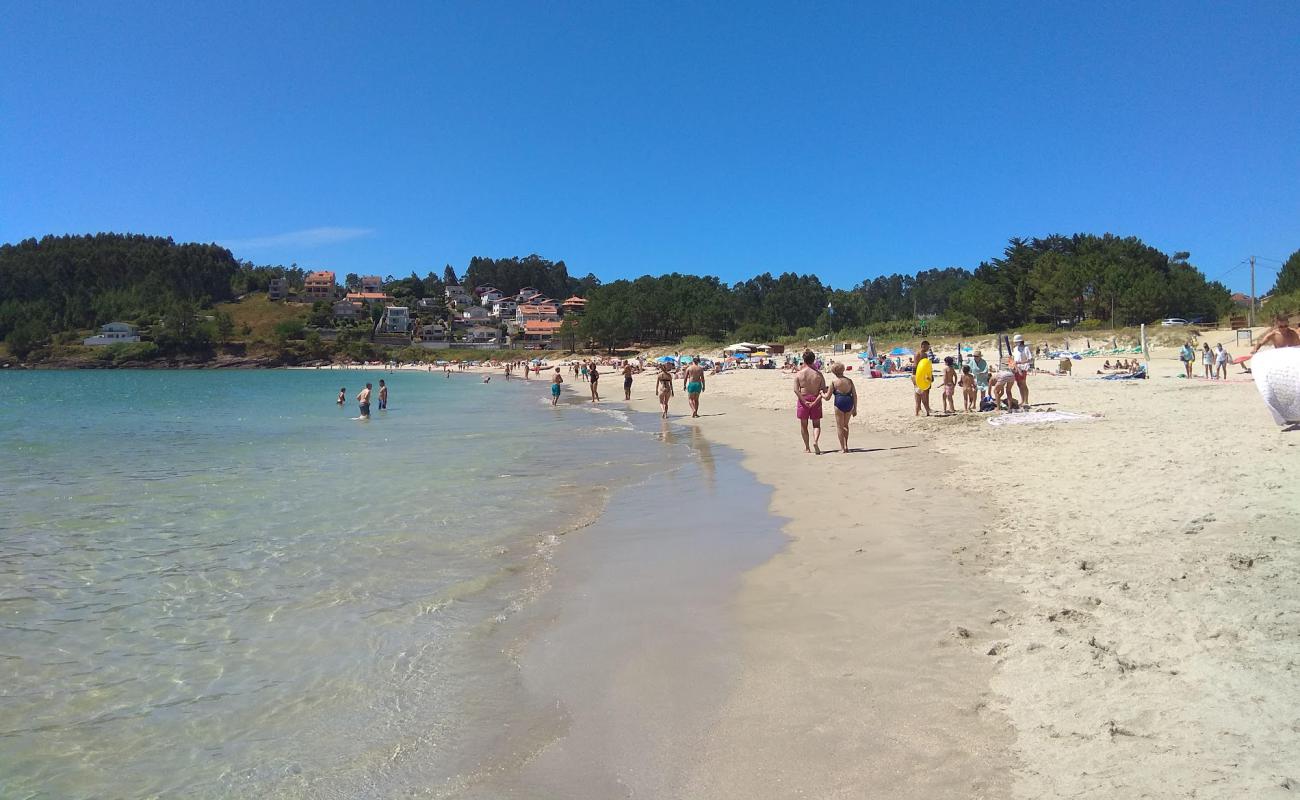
856,351,872,359
656,355,677,363
867,336,876,359
889,347,914,356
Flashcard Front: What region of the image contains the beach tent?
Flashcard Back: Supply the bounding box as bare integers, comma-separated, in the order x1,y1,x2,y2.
656,355,678,363
889,347,914,356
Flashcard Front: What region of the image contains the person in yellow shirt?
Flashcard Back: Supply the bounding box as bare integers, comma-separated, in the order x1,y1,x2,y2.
913,339,933,417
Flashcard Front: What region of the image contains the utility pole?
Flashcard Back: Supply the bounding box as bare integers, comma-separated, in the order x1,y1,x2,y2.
1249,255,1256,328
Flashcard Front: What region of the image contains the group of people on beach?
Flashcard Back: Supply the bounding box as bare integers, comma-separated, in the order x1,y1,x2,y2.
1179,341,1235,379
910,334,1033,416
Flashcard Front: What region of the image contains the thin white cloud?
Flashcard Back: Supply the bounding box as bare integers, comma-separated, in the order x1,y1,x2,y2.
222,226,375,250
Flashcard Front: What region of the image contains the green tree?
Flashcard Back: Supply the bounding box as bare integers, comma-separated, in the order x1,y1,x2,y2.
1270,249,1300,296
215,311,235,343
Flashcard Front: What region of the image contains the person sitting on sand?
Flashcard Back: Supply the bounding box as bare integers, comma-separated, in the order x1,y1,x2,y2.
960,365,977,412
1251,315,1300,353
940,356,957,414
1102,360,1111,370
912,341,933,417
655,362,674,418
821,362,857,453
794,349,827,453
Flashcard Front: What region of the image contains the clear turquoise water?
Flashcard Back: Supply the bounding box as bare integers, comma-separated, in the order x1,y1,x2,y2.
0,369,744,798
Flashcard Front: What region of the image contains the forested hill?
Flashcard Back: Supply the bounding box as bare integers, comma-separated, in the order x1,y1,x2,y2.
574,234,1238,346
0,233,240,340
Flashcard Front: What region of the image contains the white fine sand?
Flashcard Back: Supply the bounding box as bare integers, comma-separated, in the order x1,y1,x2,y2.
602,346,1300,799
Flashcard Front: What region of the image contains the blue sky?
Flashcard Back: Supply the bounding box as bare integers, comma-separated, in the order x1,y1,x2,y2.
2,1,1297,293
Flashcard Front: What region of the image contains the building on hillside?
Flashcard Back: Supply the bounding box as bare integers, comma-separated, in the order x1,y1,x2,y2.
360,275,383,293
333,300,363,321
304,271,337,301
515,302,561,323
521,319,563,349
445,284,473,307
561,296,587,315
268,278,289,300
492,297,518,319
83,322,141,346
517,286,542,302
456,323,500,344
460,305,490,322
380,306,410,334
345,291,394,307
479,288,504,305
418,321,449,343
416,297,445,313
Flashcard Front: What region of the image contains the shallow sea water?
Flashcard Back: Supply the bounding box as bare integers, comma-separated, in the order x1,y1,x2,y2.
0,369,781,799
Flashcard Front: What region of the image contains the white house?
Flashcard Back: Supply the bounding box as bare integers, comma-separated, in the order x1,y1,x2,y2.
456,323,499,344
461,305,490,322
517,286,542,302
83,322,140,346
479,288,504,306
418,321,449,343
380,306,410,334
492,298,518,320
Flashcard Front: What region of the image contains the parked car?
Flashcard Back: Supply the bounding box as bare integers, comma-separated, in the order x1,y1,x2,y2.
1160,318,1190,326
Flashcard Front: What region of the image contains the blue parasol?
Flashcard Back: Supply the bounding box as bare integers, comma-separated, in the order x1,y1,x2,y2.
889,347,914,356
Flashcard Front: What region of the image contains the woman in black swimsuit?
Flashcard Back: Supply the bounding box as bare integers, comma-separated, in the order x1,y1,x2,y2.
623,363,634,401
655,363,674,418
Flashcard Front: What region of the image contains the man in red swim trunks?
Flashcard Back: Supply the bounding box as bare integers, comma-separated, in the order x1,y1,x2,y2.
793,349,827,454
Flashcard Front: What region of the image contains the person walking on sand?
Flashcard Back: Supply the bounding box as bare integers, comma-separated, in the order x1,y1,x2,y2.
378,379,388,410
337,387,346,405
655,362,675,418
588,361,601,402
1201,343,1214,379
622,362,634,401
822,362,857,453
913,340,933,416
1011,334,1033,406
357,383,372,419
794,349,827,453
682,356,706,418
1215,343,1231,379
1179,341,1196,378
940,356,957,414
550,367,564,406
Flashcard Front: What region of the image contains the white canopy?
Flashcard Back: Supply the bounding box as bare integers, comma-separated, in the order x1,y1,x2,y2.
725,342,759,352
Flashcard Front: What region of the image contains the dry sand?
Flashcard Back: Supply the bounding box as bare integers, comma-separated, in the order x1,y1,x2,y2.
607,344,1299,798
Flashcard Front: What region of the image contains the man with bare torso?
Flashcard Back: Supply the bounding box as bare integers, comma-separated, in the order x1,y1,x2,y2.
682,357,706,417
1251,316,1300,353
793,349,827,454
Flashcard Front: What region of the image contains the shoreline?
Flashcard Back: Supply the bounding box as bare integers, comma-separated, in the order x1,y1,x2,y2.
612,374,1019,798
584,348,1297,797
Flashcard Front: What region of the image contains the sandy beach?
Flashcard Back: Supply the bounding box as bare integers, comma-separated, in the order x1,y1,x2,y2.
588,343,1300,798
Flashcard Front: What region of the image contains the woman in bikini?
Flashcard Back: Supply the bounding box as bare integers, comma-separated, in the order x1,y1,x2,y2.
655,362,675,418
821,362,857,453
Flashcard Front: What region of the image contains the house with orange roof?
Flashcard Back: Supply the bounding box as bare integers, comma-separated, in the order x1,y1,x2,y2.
304,270,337,301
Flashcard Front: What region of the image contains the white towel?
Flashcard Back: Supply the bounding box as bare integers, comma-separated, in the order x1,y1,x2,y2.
988,411,1098,426
1250,347,1300,425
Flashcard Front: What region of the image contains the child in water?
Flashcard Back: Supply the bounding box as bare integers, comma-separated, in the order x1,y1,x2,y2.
337,387,346,405
960,366,977,412
940,357,957,414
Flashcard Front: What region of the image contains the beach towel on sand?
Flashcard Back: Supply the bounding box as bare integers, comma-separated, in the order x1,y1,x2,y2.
988,411,1099,427
1249,347,1300,425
